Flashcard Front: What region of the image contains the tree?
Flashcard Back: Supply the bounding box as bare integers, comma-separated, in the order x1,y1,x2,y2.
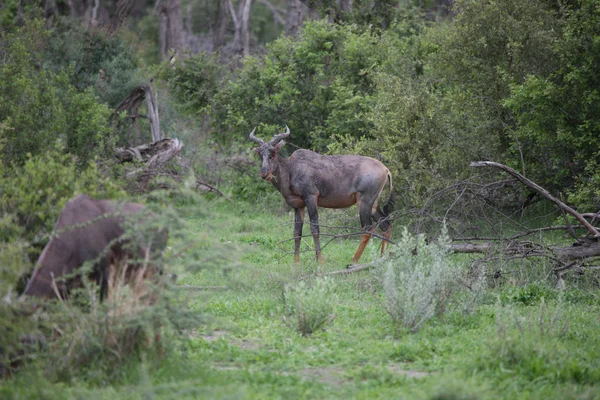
506,0,600,209
285,0,302,36
227,0,254,56
213,0,229,51
158,0,184,60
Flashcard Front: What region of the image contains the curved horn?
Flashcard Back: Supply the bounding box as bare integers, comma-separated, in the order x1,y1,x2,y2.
249,127,264,144
268,125,291,145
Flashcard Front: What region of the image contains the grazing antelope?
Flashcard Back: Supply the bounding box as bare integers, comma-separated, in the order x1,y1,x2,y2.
249,126,394,263
22,195,167,300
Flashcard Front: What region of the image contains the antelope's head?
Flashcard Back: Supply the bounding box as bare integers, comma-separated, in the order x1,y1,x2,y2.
249,126,290,181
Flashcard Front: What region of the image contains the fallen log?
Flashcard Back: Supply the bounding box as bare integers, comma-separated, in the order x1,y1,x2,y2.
116,138,183,164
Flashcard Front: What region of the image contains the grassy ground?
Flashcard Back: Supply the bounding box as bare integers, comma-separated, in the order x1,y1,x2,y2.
3,198,600,399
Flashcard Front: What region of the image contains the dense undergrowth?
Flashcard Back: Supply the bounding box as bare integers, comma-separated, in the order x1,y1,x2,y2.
2,199,598,399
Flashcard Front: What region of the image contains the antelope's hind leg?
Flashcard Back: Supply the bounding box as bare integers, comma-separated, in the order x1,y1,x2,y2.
372,209,392,256
352,198,375,264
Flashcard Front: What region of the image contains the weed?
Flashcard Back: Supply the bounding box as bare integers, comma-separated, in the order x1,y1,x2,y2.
283,277,337,336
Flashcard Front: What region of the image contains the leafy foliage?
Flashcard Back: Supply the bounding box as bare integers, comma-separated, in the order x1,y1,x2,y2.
211,20,388,150
506,1,600,208
0,149,125,246
163,51,224,115
43,20,141,108
0,20,115,166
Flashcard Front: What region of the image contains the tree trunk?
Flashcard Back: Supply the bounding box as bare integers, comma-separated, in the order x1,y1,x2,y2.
338,0,352,12
43,0,57,22
111,0,136,32
159,0,184,60
213,0,228,51
159,7,168,60
285,0,301,36
67,0,87,18
89,0,101,28
227,0,253,56
185,1,193,49
114,84,162,143
240,0,253,57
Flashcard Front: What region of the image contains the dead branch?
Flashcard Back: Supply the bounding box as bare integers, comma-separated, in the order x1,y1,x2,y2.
451,239,600,259
450,243,494,253
300,256,387,279
470,161,600,238
196,179,234,202
114,84,162,143
176,285,228,291
116,139,183,191
116,138,183,165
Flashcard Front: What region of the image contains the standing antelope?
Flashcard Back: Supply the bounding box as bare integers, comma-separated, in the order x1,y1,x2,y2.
249,126,394,263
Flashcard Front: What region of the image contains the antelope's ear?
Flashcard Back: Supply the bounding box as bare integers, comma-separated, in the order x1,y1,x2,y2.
274,141,285,152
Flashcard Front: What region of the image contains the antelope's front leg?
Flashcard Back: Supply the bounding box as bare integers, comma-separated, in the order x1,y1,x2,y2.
293,207,305,263
305,196,324,263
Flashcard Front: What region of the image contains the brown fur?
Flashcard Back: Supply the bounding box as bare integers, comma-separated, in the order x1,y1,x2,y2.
22,195,167,300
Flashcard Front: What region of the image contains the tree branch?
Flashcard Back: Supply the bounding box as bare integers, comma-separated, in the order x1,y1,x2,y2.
470,161,600,238
257,0,285,25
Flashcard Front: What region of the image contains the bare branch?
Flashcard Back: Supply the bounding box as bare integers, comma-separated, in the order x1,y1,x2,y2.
257,0,285,25
471,161,600,238
196,179,234,202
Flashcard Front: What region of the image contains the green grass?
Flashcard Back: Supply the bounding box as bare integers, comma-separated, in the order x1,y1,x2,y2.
3,199,600,399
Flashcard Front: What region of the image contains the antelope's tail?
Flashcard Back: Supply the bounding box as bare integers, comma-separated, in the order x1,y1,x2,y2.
382,171,395,216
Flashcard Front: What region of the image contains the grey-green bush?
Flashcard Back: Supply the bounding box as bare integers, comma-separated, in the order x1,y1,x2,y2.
377,225,456,333
283,277,337,336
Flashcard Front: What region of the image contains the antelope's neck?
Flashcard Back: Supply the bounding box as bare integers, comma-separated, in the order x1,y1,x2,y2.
271,156,291,196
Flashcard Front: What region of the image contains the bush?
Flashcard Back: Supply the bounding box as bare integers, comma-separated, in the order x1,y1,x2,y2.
0,149,125,246
163,51,224,116
283,277,337,336
377,225,457,333
0,20,116,166
210,20,389,150
43,19,141,108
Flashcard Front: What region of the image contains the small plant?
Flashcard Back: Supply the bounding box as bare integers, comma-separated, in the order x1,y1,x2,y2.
459,262,488,315
377,225,457,333
283,277,337,336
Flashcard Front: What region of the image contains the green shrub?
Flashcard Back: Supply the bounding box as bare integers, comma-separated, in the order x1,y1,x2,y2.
283,277,337,336
44,20,141,108
210,20,388,150
0,149,125,247
163,51,224,116
505,2,600,208
0,20,115,166
377,225,457,333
